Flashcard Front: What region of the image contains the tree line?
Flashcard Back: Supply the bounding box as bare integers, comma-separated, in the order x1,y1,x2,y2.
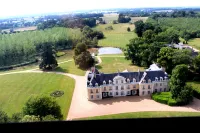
0,27,77,67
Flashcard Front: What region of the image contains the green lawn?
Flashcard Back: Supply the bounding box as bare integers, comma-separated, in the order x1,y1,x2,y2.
79,111,200,120
55,60,86,76
96,57,144,73
188,38,200,50
0,73,75,118
94,23,137,48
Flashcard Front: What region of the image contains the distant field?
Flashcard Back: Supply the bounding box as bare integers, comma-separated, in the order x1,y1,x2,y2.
79,111,200,120
96,57,144,73
2,26,37,32
130,17,148,23
0,73,75,118
188,38,200,50
95,23,137,48
102,13,118,23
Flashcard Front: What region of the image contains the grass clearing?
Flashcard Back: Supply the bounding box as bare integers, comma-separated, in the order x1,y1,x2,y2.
95,23,137,48
96,57,144,73
0,73,75,118
188,38,200,50
55,60,86,76
79,111,200,120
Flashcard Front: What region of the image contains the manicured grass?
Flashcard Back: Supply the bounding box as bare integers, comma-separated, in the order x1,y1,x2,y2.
95,23,137,48
79,111,200,120
188,38,200,50
0,73,75,118
55,60,86,76
96,57,144,73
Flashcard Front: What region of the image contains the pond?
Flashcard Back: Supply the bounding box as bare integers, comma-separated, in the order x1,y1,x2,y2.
98,47,123,55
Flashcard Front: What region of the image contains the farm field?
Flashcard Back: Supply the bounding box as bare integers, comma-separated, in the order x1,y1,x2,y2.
0,73,75,118
95,23,137,48
188,38,200,50
101,13,119,23
2,26,37,33
79,111,200,120
130,17,148,23
96,57,144,73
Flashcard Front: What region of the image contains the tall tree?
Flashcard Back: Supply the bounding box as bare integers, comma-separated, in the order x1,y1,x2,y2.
134,20,144,37
169,64,193,103
39,43,58,70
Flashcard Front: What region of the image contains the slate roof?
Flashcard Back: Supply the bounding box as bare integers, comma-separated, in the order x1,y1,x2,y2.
88,70,168,87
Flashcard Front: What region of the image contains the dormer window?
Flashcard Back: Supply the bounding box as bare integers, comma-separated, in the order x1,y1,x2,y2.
155,77,158,81
164,77,168,81
143,80,146,83
109,80,112,84
133,78,136,82
121,80,123,83
103,80,106,85
160,77,163,82
89,83,92,87
116,80,118,84
127,78,130,83
95,83,98,87
148,79,151,83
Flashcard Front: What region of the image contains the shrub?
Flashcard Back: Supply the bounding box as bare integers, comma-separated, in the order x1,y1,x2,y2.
105,26,113,30
152,93,168,104
167,99,177,106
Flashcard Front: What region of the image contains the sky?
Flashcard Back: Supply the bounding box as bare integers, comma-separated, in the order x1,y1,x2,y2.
1,0,200,17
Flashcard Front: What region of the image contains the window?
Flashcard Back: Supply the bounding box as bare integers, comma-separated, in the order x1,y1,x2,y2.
116,92,118,96
103,93,107,97
121,86,124,90
104,87,106,91
148,85,151,89
91,95,93,99
90,90,93,93
121,91,124,95
155,89,157,93
160,88,162,92
127,85,130,89
142,91,145,95
97,95,99,99
127,91,130,95
148,91,150,94
109,92,112,96
133,85,136,88
164,88,166,92
116,80,118,84
109,86,112,91
156,83,158,86
116,86,118,90
143,86,145,90
96,89,99,93
160,83,162,86
121,80,123,83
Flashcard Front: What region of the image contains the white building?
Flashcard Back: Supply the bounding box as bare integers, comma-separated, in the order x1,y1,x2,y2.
87,64,169,100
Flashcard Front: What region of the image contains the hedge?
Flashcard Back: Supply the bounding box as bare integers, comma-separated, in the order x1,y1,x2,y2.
0,59,38,71
151,92,185,106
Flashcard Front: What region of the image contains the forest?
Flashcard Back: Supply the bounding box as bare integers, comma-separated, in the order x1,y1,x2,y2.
146,17,200,42
0,27,81,67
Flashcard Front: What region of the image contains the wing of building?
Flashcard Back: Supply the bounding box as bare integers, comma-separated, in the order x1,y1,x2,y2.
87,64,169,100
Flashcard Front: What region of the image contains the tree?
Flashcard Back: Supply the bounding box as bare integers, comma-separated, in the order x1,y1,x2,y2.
134,20,144,37
172,49,192,67
39,43,58,70
118,13,131,23
124,38,145,66
193,53,200,73
21,115,40,122
170,64,188,99
23,96,63,120
0,110,9,123
157,47,174,74
143,30,155,43
11,113,23,122
74,51,95,69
